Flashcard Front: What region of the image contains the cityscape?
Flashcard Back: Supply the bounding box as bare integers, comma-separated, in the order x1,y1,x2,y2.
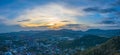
0,0,120,55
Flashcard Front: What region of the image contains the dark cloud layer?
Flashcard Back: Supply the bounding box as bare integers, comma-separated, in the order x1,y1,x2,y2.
99,20,116,24
112,0,120,6
83,0,120,26
17,19,31,22
98,17,120,25
83,7,117,13
62,24,90,30
83,0,120,15
61,20,70,22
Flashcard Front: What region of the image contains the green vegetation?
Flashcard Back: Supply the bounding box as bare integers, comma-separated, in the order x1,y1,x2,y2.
75,36,120,55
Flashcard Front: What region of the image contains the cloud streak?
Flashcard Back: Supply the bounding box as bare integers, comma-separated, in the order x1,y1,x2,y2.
83,7,117,13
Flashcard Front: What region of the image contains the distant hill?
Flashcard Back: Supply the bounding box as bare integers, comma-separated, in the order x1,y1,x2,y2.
85,29,120,37
0,29,120,38
57,35,109,49
75,36,120,55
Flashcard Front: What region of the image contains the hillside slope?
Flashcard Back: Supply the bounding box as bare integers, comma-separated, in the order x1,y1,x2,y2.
75,36,120,55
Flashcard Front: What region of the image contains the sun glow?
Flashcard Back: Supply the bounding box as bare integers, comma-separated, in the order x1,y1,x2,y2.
6,3,84,29
20,20,69,29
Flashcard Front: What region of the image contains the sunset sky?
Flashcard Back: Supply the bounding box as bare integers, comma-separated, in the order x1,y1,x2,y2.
0,0,120,33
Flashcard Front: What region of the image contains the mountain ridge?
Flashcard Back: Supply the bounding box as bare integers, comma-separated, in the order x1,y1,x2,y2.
0,29,120,37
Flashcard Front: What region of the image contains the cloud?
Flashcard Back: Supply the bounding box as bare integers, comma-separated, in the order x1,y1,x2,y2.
82,0,120,18
5,3,85,29
83,7,117,13
98,17,120,24
95,17,120,30
61,20,70,22
83,7,99,12
82,0,120,28
0,18,5,22
61,24,90,30
0,16,9,24
17,19,31,22
99,20,116,24
112,0,120,6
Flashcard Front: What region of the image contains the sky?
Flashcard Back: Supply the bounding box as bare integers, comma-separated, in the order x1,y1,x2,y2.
0,0,120,33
